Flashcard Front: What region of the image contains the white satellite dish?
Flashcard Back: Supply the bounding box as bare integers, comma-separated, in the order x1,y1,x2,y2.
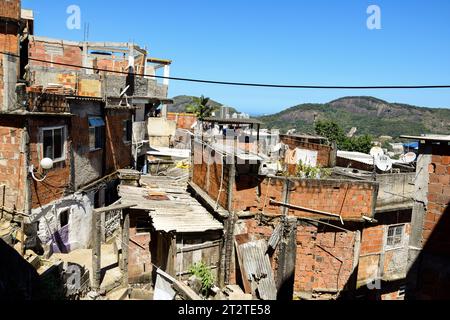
370,146,384,158
375,154,393,171
400,152,417,164
270,143,282,153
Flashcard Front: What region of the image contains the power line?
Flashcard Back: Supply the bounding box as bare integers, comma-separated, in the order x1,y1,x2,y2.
1,50,450,90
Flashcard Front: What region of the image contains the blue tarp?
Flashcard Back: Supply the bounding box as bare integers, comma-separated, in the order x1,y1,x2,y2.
88,117,105,127
403,141,419,150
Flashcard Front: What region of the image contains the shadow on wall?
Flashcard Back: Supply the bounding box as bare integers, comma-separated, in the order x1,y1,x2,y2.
0,239,41,300
406,203,450,300
0,239,67,300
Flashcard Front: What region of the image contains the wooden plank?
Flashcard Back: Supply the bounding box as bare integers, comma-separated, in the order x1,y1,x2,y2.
166,233,177,277
93,203,136,214
176,241,221,254
172,280,202,300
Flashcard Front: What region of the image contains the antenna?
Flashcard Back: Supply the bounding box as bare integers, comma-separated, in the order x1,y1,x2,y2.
83,22,90,42
119,85,130,97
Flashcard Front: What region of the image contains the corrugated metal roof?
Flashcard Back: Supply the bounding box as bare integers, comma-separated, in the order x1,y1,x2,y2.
238,240,277,300
400,134,450,142
118,176,223,233
337,150,374,166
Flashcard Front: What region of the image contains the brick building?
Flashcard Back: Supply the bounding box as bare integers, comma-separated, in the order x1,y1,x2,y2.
0,0,171,255
187,116,419,300
401,135,450,299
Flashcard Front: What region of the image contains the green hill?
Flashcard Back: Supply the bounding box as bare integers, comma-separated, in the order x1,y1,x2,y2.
257,96,450,138
169,95,238,114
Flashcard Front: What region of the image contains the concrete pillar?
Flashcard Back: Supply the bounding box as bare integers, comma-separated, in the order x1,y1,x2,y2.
163,65,170,87
223,163,236,285
121,209,130,286
161,65,170,119
92,210,101,291
275,217,298,300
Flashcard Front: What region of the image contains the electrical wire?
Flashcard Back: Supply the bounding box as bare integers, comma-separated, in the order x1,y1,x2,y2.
1,51,450,90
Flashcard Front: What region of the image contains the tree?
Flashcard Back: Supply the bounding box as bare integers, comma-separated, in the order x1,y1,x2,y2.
314,120,345,144
185,95,217,120
314,120,373,154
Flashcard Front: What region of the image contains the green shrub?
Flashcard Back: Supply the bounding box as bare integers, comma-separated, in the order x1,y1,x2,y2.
295,160,332,179
189,262,215,296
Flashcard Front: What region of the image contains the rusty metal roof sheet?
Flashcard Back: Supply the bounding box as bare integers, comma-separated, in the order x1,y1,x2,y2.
238,240,277,300
118,176,223,233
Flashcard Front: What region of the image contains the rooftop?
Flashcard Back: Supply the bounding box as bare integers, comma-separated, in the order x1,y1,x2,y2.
400,134,450,142
201,117,263,125
118,175,223,233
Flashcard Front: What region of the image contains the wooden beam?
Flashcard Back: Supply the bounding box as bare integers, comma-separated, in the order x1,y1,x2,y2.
176,241,221,254
147,57,172,65
172,279,202,300
269,199,343,220
93,203,136,214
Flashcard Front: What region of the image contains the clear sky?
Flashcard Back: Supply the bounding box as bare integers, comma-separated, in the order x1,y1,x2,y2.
23,0,450,115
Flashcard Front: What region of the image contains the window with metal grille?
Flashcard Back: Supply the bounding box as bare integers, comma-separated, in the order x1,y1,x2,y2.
386,224,404,249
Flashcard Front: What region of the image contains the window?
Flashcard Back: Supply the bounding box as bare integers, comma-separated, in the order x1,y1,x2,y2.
42,126,65,162
123,119,132,143
59,210,70,227
386,224,404,248
136,216,152,234
88,117,105,150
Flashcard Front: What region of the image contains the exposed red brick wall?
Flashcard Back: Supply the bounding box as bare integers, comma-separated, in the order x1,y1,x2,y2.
28,38,82,70
230,177,378,220
105,109,133,173
0,22,20,110
192,142,229,209
280,135,332,175
294,223,357,296
360,225,383,256
232,175,284,215
167,112,197,130
0,0,21,21
0,23,19,53
96,58,128,74
0,117,26,212
28,118,71,209
424,149,450,252
287,180,377,220
128,211,152,283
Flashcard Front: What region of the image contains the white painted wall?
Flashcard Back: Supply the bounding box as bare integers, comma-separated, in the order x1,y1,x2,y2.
31,192,94,251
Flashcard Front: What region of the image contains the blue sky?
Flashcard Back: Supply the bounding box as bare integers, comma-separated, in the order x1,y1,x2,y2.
23,0,450,115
